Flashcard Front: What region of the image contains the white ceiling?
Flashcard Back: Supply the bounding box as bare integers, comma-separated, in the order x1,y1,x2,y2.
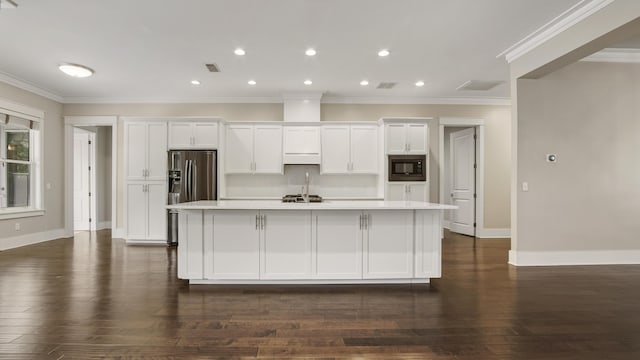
0,0,583,103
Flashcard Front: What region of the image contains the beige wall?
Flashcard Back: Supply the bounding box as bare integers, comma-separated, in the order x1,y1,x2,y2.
63,102,512,231
517,61,640,252
95,127,112,224
0,83,64,239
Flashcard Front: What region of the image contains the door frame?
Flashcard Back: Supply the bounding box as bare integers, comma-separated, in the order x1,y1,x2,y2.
438,117,485,238
73,127,97,231
64,116,118,238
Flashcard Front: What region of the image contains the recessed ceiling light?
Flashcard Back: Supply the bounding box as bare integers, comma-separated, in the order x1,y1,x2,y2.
191,80,201,85
305,48,317,56
378,49,390,57
360,80,369,86
234,48,246,56
58,63,94,78
304,79,313,85
415,80,425,87
248,80,257,85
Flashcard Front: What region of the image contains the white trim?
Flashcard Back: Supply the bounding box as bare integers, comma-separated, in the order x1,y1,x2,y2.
322,96,511,106
64,116,118,238
477,228,511,238
500,0,616,63
125,240,167,246
63,96,284,104
0,72,64,103
0,209,45,220
189,278,430,285
443,220,451,229
0,98,44,122
0,228,65,251
438,118,486,239
112,227,125,239
580,48,640,63
509,250,640,266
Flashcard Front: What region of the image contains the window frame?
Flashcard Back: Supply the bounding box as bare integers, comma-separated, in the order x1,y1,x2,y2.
0,98,44,220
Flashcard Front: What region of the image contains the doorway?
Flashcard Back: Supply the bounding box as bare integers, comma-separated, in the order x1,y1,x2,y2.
439,118,485,238
73,127,96,231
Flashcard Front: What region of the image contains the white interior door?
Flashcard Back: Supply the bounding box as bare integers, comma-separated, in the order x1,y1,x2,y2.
449,127,475,236
73,129,92,231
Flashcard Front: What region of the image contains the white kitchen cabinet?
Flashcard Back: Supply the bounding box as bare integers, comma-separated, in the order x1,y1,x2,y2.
386,183,428,202
312,211,363,279
178,210,204,280
321,124,378,174
414,210,442,279
204,210,260,279
168,121,218,149
363,210,414,279
126,182,167,241
283,126,321,164
125,122,167,181
260,210,313,279
385,123,427,154
225,124,282,174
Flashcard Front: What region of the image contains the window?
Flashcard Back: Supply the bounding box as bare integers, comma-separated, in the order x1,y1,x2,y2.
0,111,41,213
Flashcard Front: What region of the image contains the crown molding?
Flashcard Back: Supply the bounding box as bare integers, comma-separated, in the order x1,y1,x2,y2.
499,0,615,64
62,96,285,104
321,96,511,106
580,48,640,63
0,71,64,103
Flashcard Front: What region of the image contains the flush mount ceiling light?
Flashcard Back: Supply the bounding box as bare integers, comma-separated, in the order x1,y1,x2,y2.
305,48,317,56
360,80,369,86
378,49,390,57
191,80,200,85
58,63,94,78
415,80,425,87
234,48,246,56
304,79,313,85
248,80,256,85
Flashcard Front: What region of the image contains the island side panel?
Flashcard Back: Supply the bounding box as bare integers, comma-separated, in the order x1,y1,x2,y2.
415,210,442,278
177,210,204,280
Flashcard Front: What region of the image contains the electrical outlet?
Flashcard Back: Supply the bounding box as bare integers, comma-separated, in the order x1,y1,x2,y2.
522,182,529,192
15,222,20,231
46,183,52,190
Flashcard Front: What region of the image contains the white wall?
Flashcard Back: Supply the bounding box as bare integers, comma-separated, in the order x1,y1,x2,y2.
514,61,640,264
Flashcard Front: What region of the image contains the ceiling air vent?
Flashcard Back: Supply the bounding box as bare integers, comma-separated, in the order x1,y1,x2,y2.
205,63,220,73
456,80,503,91
376,82,397,89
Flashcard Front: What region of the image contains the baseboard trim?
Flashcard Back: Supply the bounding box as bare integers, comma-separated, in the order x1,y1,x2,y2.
477,228,511,238
112,228,124,239
96,221,112,230
509,250,640,266
443,220,451,229
125,239,167,246
0,228,66,251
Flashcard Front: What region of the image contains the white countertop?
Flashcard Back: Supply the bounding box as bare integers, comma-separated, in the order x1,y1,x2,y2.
167,200,456,211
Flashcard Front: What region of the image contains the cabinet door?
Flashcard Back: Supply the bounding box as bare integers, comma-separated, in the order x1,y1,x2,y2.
321,125,350,174
385,124,407,154
312,211,362,279
254,125,283,174
168,123,193,149
385,184,407,201
193,122,219,148
126,123,147,180
261,210,312,279
407,183,428,202
283,126,320,156
146,182,167,240
363,210,414,279
205,210,260,279
350,125,378,174
147,123,168,180
406,123,427,154
126,183,147,239
225,125,254,173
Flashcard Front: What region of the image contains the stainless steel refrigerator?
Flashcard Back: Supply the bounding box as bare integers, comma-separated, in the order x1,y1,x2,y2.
167,150,217,245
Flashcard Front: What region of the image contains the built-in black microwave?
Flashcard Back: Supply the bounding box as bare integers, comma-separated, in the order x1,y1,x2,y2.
388,155,426,181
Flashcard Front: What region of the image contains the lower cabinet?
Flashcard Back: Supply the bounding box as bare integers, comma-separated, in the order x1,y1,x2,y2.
126,182,166,241
386,183,428,202
312,211,363,279
363,210,414,279
260,210,312,279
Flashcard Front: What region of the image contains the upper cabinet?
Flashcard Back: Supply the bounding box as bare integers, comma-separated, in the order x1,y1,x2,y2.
168,121,219,149
321,124,378,174
225,124,283,174
125,122,167,181
385,123,428,154
282,126,321,164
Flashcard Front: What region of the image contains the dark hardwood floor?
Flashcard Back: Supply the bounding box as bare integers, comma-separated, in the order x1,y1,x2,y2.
1,230,640,359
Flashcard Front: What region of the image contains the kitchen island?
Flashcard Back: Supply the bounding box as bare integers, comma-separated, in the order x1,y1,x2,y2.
167,200,455,285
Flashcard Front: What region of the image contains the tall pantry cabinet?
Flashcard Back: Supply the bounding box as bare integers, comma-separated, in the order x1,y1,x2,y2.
124,121,168,243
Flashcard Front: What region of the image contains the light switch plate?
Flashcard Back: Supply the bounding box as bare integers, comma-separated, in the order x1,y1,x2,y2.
522,182,529,192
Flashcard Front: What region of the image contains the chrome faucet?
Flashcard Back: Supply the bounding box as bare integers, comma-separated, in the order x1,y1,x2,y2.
302,172,310,203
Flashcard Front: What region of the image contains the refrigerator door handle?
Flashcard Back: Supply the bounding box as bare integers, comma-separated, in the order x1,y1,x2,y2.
185,160,192,201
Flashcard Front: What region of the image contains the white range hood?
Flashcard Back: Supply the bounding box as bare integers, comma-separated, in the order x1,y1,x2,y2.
282,93,322,164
